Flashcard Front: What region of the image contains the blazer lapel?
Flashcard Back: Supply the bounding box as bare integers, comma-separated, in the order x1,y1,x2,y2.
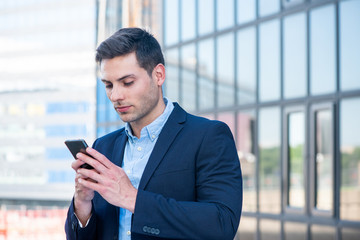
138,103,187,190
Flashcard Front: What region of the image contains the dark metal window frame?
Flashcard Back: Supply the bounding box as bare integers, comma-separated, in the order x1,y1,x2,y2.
158,0,360,239
309,102,336,218
282,105,307,215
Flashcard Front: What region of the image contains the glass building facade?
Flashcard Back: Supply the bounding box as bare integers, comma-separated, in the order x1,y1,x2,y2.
96,0,360,239
0,0,96,201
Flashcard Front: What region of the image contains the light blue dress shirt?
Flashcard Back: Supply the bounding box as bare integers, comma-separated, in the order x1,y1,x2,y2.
119,98,174,240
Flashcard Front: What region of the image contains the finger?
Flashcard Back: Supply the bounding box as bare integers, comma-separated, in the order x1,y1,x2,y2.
76,152,107,173
86,147,115,169
78,177,101,193
71,159,86,171
77,167,104,185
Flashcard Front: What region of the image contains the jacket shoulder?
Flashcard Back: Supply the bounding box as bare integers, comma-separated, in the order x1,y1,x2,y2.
93,127,125,148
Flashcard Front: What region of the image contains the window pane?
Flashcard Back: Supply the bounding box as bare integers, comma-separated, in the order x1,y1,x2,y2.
237,0,256,24
342,228,360,240
181,0,195,41
96,81,108,123
315,109,333,211
217,111,236,192
217,112,235,139
283,13,307,99
165,49,179,102
340,98,360,221
259,107,281,213
311,225,335,240
234,217,256,240
260,219,281,240
181,44,196,112
199,113,215,120
217,33,235,107
340,0,360,91
259,20,280,102
198,0,214,36
259,0,280,17
237,27,256,104
216,0,234,30
198,39,215,110
288,111,305,208
237,111,256,212
164,0,179,46
284,222,307,240
310,5,336,95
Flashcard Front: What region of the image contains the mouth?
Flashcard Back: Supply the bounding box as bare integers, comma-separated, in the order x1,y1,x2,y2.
115,105,131,113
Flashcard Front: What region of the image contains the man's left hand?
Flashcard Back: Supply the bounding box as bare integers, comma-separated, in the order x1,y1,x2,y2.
76,147,137,213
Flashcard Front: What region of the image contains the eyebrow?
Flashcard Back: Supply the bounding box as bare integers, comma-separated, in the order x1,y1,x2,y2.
101,74,135,83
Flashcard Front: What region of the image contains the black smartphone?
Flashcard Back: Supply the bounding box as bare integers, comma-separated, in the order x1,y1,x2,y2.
64,139,94,169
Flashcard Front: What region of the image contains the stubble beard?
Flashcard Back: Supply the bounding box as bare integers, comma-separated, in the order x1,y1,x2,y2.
118,84,160,127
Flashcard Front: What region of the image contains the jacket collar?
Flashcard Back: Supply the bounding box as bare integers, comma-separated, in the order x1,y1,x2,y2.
139,103,186,190
111,103,187,190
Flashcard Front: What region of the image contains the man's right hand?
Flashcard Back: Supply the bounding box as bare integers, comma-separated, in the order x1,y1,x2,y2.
72,156,95,227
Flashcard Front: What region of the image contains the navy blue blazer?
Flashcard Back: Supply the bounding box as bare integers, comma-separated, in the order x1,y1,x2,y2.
65,103,242,240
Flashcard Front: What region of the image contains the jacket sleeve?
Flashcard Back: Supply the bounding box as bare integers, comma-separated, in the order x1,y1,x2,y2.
131,121,243,240
65,138,101,240
65,198,97,240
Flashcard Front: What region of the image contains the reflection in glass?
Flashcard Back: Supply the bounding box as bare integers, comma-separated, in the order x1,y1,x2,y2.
199,113,215,121
181,44,196,112
315,109,333,211
284,222,306,240
96,82,108,123
181,0,195,41
217,33,235,107
342,228,360,240
237,111,256,212
234,217,256,240
259,0,280,17
311,225,335,240
237,27,256,104
260,219,281,240
340,98,360,221
259,20,280,102
198,39,215,110
237,0,256,24
164,0,179,46
310,5,336,95
217,112,235,138
165,49,179,102
283,13,307,99
340,0,360,91
288,112,305,208
198,0,214,36
216,0,234,30
259,107,281,213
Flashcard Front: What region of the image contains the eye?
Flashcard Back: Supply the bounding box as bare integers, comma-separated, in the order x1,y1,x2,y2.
105,83,113,89
123,81,134,86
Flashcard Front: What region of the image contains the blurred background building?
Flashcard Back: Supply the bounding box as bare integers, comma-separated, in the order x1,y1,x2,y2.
0,0,96,238
1,0,360,239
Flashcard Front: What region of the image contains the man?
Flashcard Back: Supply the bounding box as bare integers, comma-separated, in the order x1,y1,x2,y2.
65,27,242,240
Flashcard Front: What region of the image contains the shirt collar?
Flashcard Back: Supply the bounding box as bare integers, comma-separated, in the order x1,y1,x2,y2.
125,98,174,143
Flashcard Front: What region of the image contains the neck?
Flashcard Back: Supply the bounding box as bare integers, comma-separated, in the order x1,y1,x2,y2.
130,98,166,138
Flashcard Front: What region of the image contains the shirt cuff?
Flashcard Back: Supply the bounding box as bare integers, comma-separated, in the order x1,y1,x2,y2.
74,213,92,228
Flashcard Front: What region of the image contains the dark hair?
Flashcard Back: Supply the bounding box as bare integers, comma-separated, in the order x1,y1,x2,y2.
95,28,165,76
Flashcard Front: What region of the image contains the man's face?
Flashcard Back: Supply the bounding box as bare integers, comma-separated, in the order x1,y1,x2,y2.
100,52,163,129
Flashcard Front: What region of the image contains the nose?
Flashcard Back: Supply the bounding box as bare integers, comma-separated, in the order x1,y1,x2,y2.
109,85,125,102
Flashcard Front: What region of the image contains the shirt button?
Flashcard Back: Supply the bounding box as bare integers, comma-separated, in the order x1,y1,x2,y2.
151,135,156,139
127,230,131,235
137,146,142,151
126,170,131,174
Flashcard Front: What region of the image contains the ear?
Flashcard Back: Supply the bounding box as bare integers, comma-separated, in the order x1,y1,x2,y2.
152,64,166,87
